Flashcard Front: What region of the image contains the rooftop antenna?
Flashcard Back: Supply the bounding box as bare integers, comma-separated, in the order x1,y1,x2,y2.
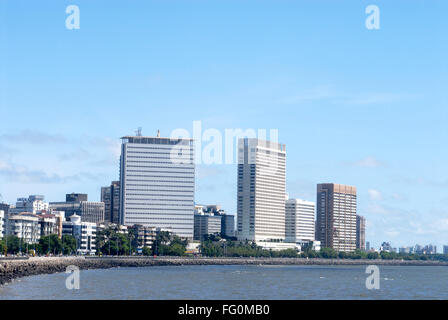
136,127,142,137
157,129,160,138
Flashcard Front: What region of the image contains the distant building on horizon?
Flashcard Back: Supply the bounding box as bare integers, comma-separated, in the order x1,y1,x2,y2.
356,215,366,251
316,183,357,252
444,245,448,255
101,181,120,224
9,195,49,215
237,138,286,243
285,199,315,244
119,133,195,239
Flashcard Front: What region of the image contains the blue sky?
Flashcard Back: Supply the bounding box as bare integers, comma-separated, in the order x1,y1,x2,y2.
0,0,447,250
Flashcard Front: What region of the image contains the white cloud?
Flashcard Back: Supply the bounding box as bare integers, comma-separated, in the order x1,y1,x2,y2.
355,156,383,168
368,189,383,201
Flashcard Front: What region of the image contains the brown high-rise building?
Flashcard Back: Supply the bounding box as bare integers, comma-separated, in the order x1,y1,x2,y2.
101,181,120,224
356,215,366,251
316,183,357,252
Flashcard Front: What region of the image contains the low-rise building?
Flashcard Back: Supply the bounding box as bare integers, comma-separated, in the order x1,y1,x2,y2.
129,224,157,249
7,213,40,244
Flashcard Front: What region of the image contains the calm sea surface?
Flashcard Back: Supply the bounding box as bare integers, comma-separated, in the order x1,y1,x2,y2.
1,265,447,300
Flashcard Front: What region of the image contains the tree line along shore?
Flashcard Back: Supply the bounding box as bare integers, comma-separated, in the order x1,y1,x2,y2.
2,256,448,286
2,230,448,263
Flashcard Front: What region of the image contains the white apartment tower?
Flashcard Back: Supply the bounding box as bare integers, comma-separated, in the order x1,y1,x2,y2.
119,133,195,239
237,138,286,242
285,199,315,243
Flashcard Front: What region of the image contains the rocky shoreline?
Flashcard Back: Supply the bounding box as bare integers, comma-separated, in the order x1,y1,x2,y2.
1,256,447,286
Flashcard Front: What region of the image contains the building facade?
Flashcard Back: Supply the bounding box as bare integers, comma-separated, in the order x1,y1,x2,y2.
356,215,366,251
285,199,315,243
7,213,40,244
62,214,96,255
119,134,195,239
237,138,286,242
129,224,157,249
101,181,121,224
194,213,222,240
9,195,48,215
316,183,357,252
221,214,235,238
50,194,105,224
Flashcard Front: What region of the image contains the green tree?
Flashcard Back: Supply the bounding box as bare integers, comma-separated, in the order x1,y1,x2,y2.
39,234,62,255
62,235,77,255
319,247,337,259
4,235,20,254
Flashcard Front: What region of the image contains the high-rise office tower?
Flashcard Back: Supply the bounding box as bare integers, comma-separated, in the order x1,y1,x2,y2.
119,133,195,239
285,199,315,243
237,138,286,242
316,183,357,252
101,181,120,224
356,215,366,251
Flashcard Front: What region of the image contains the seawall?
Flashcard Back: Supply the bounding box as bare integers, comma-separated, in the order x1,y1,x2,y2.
1,256,448,285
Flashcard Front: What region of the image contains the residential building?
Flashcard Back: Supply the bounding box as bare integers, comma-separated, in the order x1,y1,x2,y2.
101,181,120,224
444,245,448,255
9,195,49,215
37,214,59,237
50,193,105,223
129,224,157,249
6,213,40,244
237,138,286,242
119,132,195,239
316,183,357,252
285,199,315,243
62,214,96,255
356,215,366,251
366,241,370,251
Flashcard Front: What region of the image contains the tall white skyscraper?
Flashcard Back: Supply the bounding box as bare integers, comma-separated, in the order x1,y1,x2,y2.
119,133,195,239
237,138,286,242
285,199,315,243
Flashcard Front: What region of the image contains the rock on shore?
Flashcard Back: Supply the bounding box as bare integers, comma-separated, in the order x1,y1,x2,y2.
1,256,447,286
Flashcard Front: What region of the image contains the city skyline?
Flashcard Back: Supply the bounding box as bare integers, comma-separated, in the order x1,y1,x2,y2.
1,0,447,251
